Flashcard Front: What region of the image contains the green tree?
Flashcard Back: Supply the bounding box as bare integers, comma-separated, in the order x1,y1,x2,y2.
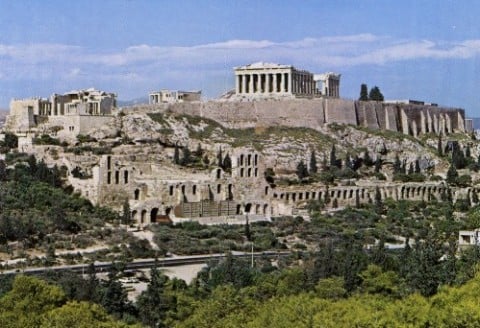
359,83,369,101
446,163,459,185
393,155,402,174
310,150,318,174
437,136,443,156
296,160,309,180
122,199,131,226
180,146,191,166
137,266,170,328
217,147,223,167
222,153,232,172
369,86,384,101
173,144,180,165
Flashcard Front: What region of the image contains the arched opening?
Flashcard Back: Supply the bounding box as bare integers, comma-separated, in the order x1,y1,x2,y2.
181,185,186,194
265,186,269,195
236,204,242,215
192,185,197,195
217,184,221,193
254,154,258,166
165,207,172,215
245,203,252,213
131,210,138,223
115,171,119,184
247,168,252,177
240,154,244,166
263,204,268,215
134,189,140,200
216,169,221,179
254,168,258,177
240,168,244,177
141,210,147,224
150,208,159,223
256,204,261,214
169,185,174,196
124,171,129,184
248,154,252,166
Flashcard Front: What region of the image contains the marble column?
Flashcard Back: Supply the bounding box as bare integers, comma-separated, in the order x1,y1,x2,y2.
236,75,241,94
248,74,253,93
280,73,285,93
287,73,292,94
256,74,262,93
266,73,271,93
273,73,278,92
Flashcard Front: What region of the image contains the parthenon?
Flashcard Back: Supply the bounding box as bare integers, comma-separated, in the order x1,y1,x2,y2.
234,62,321,97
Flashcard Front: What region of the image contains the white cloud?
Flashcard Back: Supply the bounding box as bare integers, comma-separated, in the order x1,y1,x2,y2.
2,34,480,100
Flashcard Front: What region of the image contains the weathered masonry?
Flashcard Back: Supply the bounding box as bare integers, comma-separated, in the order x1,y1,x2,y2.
234,62,320,97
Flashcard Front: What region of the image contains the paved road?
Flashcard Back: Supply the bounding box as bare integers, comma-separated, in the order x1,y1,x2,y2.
1,251,290,276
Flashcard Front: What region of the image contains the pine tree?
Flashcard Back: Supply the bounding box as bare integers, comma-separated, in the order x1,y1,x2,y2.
122,199,131,226
217,147,223,167
223,153,232,172
173,144,180,165
296,160,309,180
330,145,339,168
310,150,318,174
437,136,443,156
393,155,402,174
369,86,384,101
466,145,472,158
374,187,383,214
245,217,251,241
137,266,170,328
446,164,458,185
359,84,369,101
181,146,191,166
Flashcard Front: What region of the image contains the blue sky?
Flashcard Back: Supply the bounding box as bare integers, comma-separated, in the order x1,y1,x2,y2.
1,0,480,116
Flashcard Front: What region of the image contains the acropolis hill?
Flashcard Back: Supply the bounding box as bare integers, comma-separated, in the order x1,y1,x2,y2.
1,63,475,227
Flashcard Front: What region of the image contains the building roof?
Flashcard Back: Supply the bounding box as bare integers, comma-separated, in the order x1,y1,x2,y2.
235,62,292,70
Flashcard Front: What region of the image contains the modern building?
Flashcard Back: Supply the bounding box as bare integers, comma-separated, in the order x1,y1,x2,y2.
149,90,201,104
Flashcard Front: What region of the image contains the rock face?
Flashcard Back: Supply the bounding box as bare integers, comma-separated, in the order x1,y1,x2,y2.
17,107,477,229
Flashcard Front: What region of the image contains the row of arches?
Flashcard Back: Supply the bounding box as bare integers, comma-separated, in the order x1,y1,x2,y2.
273,184,452,206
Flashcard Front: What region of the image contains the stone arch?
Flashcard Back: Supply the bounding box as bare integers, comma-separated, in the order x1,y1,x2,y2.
248,154,252,166
141,210,147,224
263,204,268,215
192,185,197,195
254,154,258,166
236,204,242,215
165,207,172,215
256,204,261,214
247,168,252,177
217,184,221,193
132,210,138,223
115,171,119,184
150,208,159,223
240,168,244,177
134,189,140,200
305,192,310,200
245,203,252,213
124,171,129,184
254,168,258,177
265,186,269,195
216,169,221,179
240,154,244,166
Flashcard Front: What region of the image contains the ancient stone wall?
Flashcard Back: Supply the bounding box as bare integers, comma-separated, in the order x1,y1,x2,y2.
127,98,463,137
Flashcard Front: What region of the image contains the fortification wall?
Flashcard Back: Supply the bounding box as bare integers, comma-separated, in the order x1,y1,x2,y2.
126,98,464,137
324,98,357,125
